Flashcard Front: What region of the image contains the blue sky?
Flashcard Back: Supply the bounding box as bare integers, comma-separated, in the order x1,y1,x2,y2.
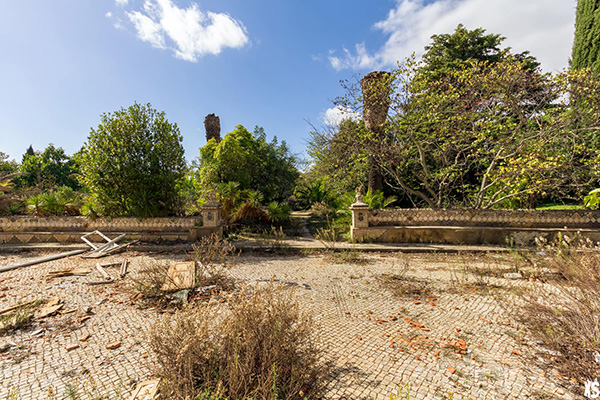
0,0,577,164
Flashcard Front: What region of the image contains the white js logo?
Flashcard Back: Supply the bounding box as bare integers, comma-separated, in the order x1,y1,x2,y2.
585,378,600,399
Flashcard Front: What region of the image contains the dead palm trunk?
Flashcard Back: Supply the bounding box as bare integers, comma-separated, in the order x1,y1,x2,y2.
361,71,391,193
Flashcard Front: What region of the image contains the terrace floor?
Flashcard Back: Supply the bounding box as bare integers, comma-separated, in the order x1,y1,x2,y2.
0,250,580,399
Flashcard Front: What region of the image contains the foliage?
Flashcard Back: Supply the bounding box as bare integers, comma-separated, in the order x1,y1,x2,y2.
293,179,335,209
149,283,324,400
421,24,539,80
306,118,369,194
572,0,600,73
15,144,80,190
363,189,396,209
26,186,81,216
0,152,17,174
267,201,291,223
336,56,600,209
584,188,600,209
197,125,299,204
79,102,186,217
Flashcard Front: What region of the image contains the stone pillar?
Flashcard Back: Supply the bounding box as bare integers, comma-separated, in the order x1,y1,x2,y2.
350,186,370,241
361,71,391,193
190,192,223,240
204,114,221,143
201,192,221,228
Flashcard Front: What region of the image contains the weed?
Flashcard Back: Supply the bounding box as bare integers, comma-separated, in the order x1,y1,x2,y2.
511,235,600,383
149,282,325,400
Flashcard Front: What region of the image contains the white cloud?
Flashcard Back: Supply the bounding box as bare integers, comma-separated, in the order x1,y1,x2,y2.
126,0,249,61
322,106,361,126
115,0,129,6
329,0,577,73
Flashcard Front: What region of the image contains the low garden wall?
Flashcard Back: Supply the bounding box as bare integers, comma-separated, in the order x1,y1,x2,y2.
350,205,600,246
0,201,223,244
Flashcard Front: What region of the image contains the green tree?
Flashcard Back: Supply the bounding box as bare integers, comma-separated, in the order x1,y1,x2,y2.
0,152,17,174
80,102,186,217
306,118,369,194
421,24,539,80
15,144,80,190
197,125,299,203
572,0,600,72
337,57,600,209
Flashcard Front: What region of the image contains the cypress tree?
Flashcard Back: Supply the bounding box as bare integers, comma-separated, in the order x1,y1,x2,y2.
571,0,600,72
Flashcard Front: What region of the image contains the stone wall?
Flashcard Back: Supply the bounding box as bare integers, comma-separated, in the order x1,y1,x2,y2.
0,216,200,233
0,209,223,244
351,207,600,246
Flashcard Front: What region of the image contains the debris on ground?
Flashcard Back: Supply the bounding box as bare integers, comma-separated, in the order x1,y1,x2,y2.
128,379,160,400
161,261,195,291
106,341,122,350
0,250,87,274
504,272,523,280
81,230,138,259
47,268,92,279
36,299,63,319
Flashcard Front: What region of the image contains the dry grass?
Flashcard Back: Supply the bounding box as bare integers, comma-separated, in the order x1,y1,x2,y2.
513,236,600,384
131,235,237,305
148,282,324,400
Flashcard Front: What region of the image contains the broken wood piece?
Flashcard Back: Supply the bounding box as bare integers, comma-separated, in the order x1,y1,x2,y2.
66,344,80,351
0,250,87,274
120,259,129,278
47,268,92,279
80,230,114,250
36,303,63,319
81,231,135,259
128,379,160,400
0,300,39,316
161,261,196,291
95,263,113,281
61,308,78,315
79,334,91,342
86,280,114,286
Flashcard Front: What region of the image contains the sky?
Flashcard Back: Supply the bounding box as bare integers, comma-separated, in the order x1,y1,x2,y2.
0,0,578,164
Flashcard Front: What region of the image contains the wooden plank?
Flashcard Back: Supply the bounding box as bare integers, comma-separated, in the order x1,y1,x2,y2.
128,379,160,400
161,261,195,291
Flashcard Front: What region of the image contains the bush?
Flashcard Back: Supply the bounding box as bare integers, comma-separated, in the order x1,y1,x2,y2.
149,283,324,400
267,201,291,223
79,102,186,217
26,186,81,216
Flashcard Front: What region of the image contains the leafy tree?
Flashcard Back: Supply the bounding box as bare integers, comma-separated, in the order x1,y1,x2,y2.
306,118,369,195
337,56,600,209
0,152,17,174
80,102,186,217
15,145,80,190
197,125,299,204
572,0,600,73
421,24,539,80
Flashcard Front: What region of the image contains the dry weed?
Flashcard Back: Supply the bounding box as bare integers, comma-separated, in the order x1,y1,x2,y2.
513,235,600,383
149,283,324,400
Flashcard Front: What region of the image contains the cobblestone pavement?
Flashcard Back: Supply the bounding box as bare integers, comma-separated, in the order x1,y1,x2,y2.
0,250,581,399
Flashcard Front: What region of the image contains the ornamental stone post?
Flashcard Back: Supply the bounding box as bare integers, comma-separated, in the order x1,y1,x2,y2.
350,185,370,240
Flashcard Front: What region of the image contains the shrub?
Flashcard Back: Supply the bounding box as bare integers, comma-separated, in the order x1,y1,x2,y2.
149,283,324,400
79,102,186,217
267,201,291,223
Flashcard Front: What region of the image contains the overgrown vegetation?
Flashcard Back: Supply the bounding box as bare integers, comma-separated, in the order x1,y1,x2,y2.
149,283,324,400
514,236,600,383
79,102,186,217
